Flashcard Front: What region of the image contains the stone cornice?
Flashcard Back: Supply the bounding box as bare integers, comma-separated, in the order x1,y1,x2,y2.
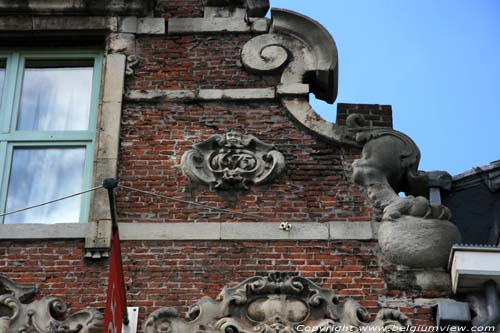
0,0,155,16
0,222,379,241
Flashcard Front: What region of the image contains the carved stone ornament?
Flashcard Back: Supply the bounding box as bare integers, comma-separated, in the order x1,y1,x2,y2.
144,272,412,333
241,9,358,146
181,131,285,190
0,275,103,333
346,114,461,268
240,8,460,268
125,55,140,76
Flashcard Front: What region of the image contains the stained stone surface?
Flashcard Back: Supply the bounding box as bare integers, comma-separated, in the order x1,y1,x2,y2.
378,217,462,268
143,273,412,333
181,131,285,191
0,275,103,333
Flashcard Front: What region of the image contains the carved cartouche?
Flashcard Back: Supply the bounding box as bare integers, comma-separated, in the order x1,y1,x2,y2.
181,131,285,191
143,273,411,333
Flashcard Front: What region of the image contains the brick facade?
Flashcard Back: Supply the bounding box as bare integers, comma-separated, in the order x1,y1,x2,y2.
0,0,452,331
118,100,382,223
1,239,444,326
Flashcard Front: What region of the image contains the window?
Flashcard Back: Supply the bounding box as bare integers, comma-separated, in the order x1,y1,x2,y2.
0,51,102,224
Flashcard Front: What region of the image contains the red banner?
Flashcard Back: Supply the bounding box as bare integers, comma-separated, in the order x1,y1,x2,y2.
104,229,127,333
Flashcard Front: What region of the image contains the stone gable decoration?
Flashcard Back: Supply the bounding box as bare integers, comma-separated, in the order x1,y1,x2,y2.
0,276,103,333
241,9,351,147
181,131,285,190
346,114,461,268
240,8,461,269
144,272,411,333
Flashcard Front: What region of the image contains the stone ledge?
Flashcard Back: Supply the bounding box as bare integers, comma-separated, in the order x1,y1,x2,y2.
277,83,310,96
0,222,379,241
0,223,89,239
220,222,329,240
0,16,165,35
378,296,454,308
168,17,269,34
125,88,276,102
120,223,221,240
329,221,378,240
0,16,118,31
119,17,165,34
0,0,155,16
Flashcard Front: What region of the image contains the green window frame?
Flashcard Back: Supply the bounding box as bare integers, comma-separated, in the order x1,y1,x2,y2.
0,50,103,224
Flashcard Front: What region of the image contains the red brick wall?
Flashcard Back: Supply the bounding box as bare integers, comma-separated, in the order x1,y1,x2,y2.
159,0,204,19
337,103,393,128
127,35,280,91
117,101,378,223
119,3,394,223
0,240,442,326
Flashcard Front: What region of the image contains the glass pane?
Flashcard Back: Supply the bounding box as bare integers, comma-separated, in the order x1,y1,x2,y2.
0,59,5,104
17,59,94,131
4,147,86,224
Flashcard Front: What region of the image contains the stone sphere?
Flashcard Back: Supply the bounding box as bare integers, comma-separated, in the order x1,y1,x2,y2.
378,216,462,268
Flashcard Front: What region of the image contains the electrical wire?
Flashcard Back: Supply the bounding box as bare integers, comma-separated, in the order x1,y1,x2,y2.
0,185,104,218
118,184,266,220
0,183,268,220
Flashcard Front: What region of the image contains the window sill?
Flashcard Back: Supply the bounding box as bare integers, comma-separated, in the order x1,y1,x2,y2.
0,222,89,239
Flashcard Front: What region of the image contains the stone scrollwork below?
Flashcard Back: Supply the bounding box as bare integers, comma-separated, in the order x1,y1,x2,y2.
181,131,285,190
144,272,411,333
0,275,103,333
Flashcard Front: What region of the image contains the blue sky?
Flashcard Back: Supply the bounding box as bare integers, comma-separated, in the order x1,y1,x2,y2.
270,0,500,175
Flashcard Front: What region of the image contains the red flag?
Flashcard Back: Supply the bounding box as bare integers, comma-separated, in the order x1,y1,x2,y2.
104,229,127,333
